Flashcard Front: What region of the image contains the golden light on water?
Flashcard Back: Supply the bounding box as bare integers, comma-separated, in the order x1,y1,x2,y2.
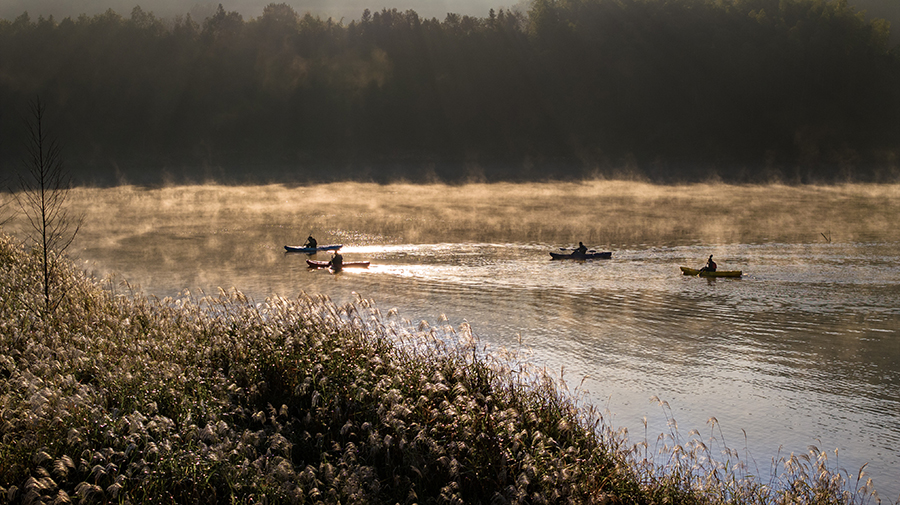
33,181,900,251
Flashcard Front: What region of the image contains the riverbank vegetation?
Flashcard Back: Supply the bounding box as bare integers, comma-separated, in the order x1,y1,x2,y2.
1,0,899,185
0,231,884,503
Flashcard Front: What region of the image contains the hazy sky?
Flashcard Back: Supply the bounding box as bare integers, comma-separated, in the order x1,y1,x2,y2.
0,0,517,22
0,0,893,24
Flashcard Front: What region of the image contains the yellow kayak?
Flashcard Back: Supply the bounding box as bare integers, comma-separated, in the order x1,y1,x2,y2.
680,267,742,278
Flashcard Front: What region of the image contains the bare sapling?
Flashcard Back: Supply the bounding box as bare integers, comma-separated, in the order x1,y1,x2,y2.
0,113,12,227
13,98,83,313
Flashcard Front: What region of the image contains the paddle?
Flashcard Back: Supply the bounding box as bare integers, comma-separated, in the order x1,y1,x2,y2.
559,247,597,254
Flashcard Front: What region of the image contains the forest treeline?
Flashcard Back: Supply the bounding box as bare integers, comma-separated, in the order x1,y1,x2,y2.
1,0,899,185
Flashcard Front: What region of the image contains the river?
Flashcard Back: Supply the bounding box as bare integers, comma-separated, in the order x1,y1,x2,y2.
6,181,899,500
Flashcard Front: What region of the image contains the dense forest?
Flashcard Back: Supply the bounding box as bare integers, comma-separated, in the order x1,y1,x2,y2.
1,0,899,184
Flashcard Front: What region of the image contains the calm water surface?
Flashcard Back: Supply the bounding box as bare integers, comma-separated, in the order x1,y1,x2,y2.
11,182,899,499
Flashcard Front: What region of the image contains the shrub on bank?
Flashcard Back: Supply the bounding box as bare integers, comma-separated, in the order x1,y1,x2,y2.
0,233,876,504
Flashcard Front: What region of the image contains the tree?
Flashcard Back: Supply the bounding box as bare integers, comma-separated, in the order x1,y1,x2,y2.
0,113,12,227
13,98,82,313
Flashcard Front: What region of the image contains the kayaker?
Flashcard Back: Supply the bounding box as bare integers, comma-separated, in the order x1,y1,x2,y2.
328,251,343,271
304,235,317,249
699,255,717,273
574,242,588,255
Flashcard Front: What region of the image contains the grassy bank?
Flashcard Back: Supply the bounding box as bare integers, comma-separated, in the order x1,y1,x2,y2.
0,232,878,504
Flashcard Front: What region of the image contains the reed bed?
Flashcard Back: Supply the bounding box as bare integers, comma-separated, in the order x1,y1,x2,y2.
0,232,884,504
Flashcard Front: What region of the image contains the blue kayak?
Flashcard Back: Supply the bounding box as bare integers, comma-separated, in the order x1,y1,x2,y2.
284,244,343,253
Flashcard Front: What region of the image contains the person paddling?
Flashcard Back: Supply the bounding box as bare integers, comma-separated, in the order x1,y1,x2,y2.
699,254,717,273
304,235,317,249
574,242,588,255
327,250,343,271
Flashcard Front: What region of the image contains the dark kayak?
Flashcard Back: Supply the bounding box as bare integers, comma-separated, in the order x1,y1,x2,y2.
307,259,370,269
284,244,342,253
680,266,742,277
550,251,612,260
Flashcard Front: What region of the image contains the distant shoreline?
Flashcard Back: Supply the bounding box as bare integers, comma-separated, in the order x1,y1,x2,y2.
2,0,898,185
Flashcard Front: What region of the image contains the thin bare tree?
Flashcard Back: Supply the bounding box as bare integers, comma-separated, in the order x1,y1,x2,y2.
13,98,83,313
0,186,9,227
0,113,12,227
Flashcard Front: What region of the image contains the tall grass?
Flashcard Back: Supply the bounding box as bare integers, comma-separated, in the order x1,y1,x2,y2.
0,232,885,504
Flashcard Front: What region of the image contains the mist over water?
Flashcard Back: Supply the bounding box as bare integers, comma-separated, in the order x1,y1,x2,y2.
5,181,900,499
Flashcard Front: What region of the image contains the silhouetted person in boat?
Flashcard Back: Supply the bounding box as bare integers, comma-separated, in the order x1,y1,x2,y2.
574,242,588,255
304,236,317,249
699,255,717,273
328,251,343,271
